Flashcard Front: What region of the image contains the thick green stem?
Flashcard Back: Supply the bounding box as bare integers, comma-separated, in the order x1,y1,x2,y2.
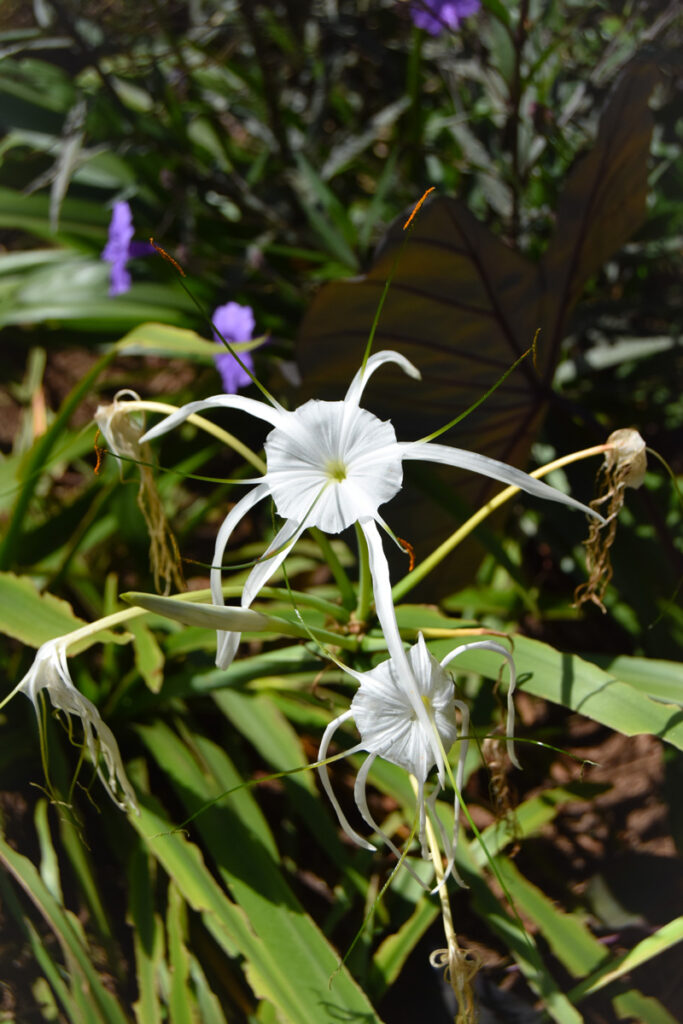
354,522,372,626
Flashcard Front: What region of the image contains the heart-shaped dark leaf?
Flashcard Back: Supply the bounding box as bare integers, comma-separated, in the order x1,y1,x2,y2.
296,62,658,589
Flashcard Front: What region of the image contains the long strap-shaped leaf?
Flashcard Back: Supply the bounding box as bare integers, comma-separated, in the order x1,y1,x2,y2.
134,722,384,1024
0,832,130,1024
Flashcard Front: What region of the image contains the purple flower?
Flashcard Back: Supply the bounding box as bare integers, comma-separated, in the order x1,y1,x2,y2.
101,201,153,296
410,0,480,35
212,302,255,394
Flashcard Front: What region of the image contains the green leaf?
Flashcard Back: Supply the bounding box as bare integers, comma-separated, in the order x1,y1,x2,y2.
493,858,680,1022
494,855,606,978
582,654,683,707
0,572,127,652
213,688,346,865
188,954,230,1024
128,847,164,1024
116,321,241,362
570,916,683,1001
129,619,165,694
0,831,129,1024
611,990,679,1024
34,799,63,905
167,880,195,1024
133,724,383,1023
429,635,683,752
372,898,439,996
474,782,610,866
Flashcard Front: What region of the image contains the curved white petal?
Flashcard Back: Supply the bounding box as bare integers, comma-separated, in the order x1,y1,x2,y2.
240,516,308,610
426,783,467,891
19,641,138,812
361,520,447,782
211,482,271,669
448,696,470,886
344,351,421,407
442,640,520,769
140,394,286,443
264,400,403,533
399,441,604,521
354,755,430,891
317,711,375,851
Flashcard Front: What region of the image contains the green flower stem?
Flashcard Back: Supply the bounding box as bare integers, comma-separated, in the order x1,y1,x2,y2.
0,349,117,571
113,399,266,473
309,527,356,610
393,443,612,603
354,521,372,626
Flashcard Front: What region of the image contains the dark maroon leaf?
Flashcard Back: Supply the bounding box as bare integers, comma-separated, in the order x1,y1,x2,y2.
295,62,658,590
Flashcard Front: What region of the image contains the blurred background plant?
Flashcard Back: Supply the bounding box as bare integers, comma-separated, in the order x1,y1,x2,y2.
0,1,681,1021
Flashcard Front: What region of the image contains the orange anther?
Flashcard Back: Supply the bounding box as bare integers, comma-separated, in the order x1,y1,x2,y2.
398,536,415,572
403,187,435,231
93,429,104,475
149,238,186,276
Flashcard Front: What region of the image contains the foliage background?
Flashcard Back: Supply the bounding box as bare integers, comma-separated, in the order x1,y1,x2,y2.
0,1,681,1022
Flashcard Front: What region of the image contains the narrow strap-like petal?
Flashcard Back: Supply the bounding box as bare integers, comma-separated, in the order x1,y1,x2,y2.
354,755,430,890
399,441,604,521
426,783,467,892
317,711,375,851
442,640,520,769
447,696,471,888
211,482,271,669
344,351,421,407
140,394,286,443
361,519,447,783
240,516,308,612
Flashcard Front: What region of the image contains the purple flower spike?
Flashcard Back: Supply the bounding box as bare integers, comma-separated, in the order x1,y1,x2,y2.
410,0,481,35
102,201,134,296
102,201,154,296
213,301,256,394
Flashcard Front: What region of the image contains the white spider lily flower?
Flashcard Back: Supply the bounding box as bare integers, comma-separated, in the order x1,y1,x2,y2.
140,351,599,675
317,634,516,890
18,640,138,813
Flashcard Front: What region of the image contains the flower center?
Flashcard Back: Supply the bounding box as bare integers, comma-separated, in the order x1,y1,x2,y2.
264,399,403,534
325,458,347,482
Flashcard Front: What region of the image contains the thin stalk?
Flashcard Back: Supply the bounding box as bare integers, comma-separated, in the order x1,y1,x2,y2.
393,443,612,602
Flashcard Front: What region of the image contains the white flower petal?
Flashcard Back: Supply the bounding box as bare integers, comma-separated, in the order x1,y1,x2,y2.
316,710,374,850
354,755,431,890
361,522,448,782
399,440,604,521
140,394,286,443
344,350,421,406
240,516,308,610
441,640,520,769
264,400,403,533
18,641,138,813
211,482,271,669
